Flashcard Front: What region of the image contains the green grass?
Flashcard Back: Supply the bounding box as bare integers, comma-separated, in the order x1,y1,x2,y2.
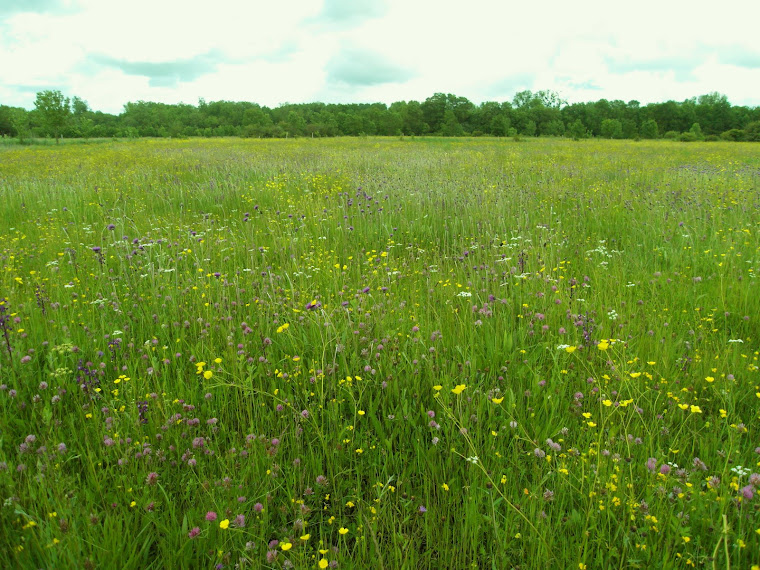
0,137,759,569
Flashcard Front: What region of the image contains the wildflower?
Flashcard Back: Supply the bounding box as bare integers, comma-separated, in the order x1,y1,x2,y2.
146,472,158,485
451,384,466,395
234,514,245,528
338,527,349,535
319,560,329,569
203,370,213,380
492,397,504,404
219,519,230,529
188,527,200,538
206,511,218,522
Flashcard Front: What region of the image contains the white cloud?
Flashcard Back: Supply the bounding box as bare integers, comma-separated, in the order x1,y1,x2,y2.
1,0,759,113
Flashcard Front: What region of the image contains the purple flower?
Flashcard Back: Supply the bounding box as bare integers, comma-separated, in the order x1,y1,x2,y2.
418,505,427,513
741,485,755,500
646,457,657,472
146,472,158,485
188,527,200,538
254,502,264,512
205,511,217,522
234,514,245,527
659,464,671,475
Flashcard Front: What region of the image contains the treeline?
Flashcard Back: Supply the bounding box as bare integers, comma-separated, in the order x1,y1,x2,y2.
1,90,759,142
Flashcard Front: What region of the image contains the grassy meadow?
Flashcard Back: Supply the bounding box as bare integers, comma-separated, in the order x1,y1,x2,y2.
1,137,759,569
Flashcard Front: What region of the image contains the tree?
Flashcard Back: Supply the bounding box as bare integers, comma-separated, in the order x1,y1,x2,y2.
600,119,623,139
567,119,589,141
744,121,760,142
441,109,464,136
640,119,659,139
8,108,29,143
34,90,71,143
689,122,704,141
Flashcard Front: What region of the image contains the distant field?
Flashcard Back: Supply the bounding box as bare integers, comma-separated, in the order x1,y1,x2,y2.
1,137,759,569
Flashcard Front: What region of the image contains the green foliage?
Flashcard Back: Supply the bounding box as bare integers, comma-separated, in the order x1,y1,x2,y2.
600,118,623,139
33,90,71,143
522,120,537,136
744,121,760,142
689,122,705,141
640,119,659,139
720,129,745,141
567,119,589,140
1,90,757,143
663,130,679,140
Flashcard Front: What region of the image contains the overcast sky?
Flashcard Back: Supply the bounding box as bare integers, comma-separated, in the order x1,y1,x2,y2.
2,0,759,114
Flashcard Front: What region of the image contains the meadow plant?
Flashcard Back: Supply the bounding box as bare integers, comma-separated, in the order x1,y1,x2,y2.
0,138,759,568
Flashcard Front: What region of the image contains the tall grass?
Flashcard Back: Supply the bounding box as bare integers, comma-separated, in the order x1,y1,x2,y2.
1,137,759,569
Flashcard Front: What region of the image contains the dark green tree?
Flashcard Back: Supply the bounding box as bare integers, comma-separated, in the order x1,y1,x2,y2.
744,121,760,142
640,119,659,139
567,119,589,140
600,119,623,139
34,90,71,143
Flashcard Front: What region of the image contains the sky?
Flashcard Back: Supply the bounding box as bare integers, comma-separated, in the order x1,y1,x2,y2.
2,0,760,114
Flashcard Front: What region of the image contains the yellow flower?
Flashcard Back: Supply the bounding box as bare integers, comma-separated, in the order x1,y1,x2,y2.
705,376,714,383
565,346,577,353
441,483,449,491
129,501,136,508
433,385,442,391
281,542,292,551
678,404,689,410
214,358,222,364
491,397,503,404
602,399,612,407
300,534,310,541
690,405,702,414
276,323,290,333
358,410,365,415
339,527,349,535
451,384,466,395
682,536,691,543
597,341,609,351
629,372,641,378
203,370,213,380
219,519,229,529
319,560,329,569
